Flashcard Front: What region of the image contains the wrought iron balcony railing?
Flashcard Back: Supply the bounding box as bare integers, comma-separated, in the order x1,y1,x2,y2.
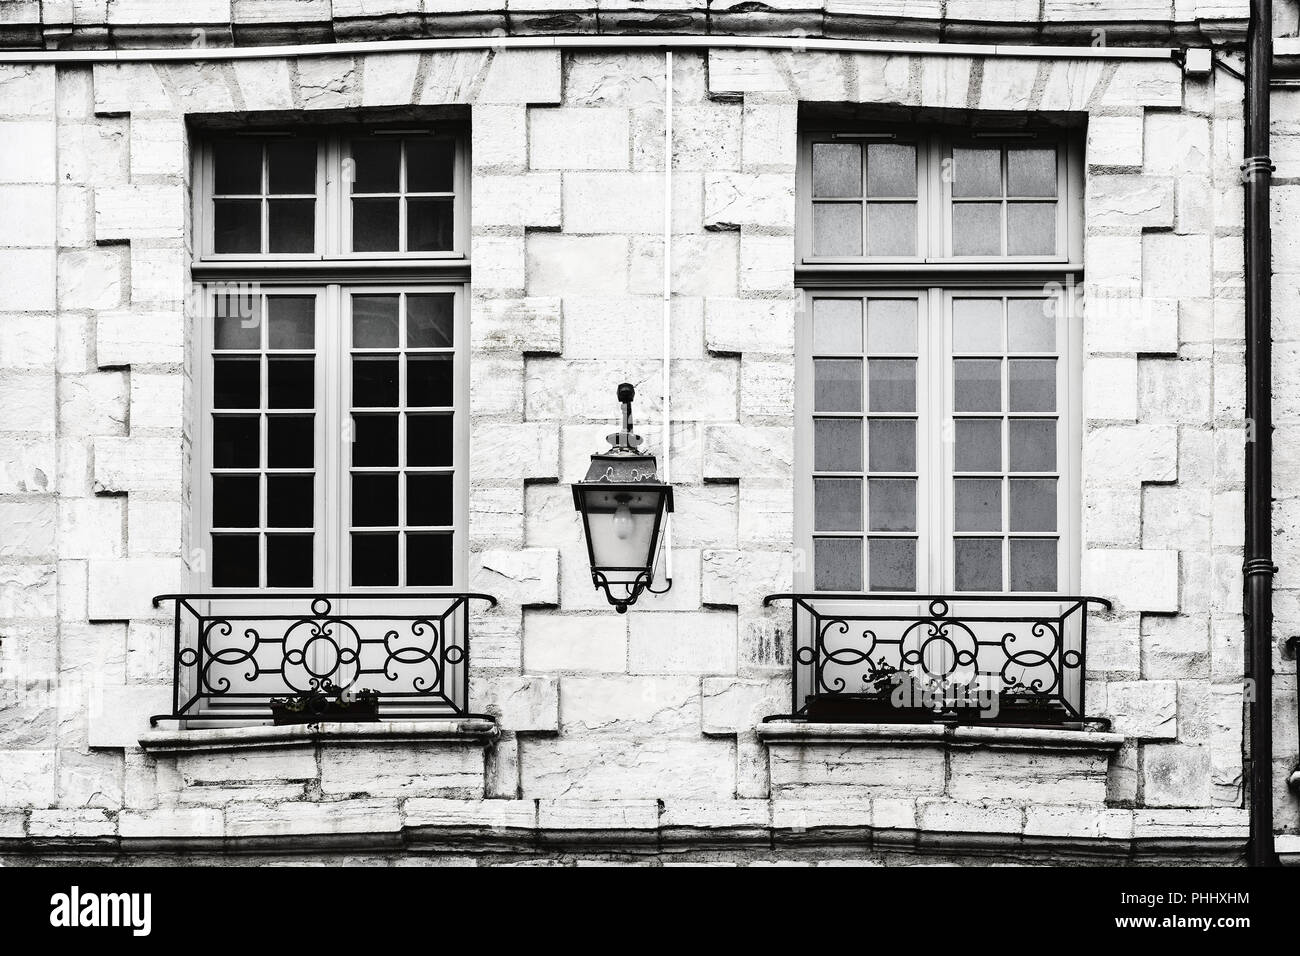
150,592,497,725
762,594,1112,726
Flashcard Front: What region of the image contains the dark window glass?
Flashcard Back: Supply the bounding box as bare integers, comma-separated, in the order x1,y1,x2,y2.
352,357,399,408
212,534,259,587
213,199,260,254
353,198,400,251
352,532,398,586
212,475,259,528
407,414,453,467
267,199,315,253
213,358,259,409
350,139,401,193
407,532,453,586
214,140,261,195
268,357,314,409
406,294,454,348
267,296,315,350
267,415,313,468
408,197,454,252
406,139,455,192
407,355,453,408
267,475,314,528
266,534,313,587
407,473,453,527
352,474,399,527
214,294,259,349
353,295,400,348
352,414,398,466
267,140,316,194
213,415,260,468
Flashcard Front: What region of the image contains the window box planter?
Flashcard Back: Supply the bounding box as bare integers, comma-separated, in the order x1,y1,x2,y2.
269,683,380,725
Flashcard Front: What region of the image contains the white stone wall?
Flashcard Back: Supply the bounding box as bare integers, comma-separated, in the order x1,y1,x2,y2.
0,41,1257,855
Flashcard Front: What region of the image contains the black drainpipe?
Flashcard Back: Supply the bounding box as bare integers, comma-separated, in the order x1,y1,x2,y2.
1244,0,1278,868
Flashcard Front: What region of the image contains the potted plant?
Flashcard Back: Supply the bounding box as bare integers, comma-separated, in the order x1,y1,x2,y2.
806,662,964,723
993,680,1068,725
269,679,381,725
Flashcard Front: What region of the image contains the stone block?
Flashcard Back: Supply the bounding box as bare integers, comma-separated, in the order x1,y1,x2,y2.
527,234,628,296
319,743,486,798
92,435,182,494
470,673,559,732
471,296,562,354
469,422,559,481
560,675,701,737
1104,680,1179,739
628,611,736,674
0,749,56,807
1081,548,1179,613
767,741,946,798
529,108,630,169
86,557,185,621
521,737,735,798
474,173,561,228
224,799,402,838
94,184,185,241
478,50,561,104
523,611,628,672
470,548,559,607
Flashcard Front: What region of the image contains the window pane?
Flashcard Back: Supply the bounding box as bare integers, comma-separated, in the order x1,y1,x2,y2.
214,140,261,195
1009,359,1056,412
1010,538,1057,591
353,473,399,527
869,538,915,592
812,203,863,256
267,199,315,253
867,418,915,472
408,532,454,586
814,478,862,531
267,140,316,194
212,476,259,528
952,202,1002,256
866,202,916,256
814,537,862,591
353,357,400,408
814,359,862,413
212,534,259,588
267,475,313,528
955,478,1002,532
352,414,398,466
267,296,315,350
213,416,259,468
812,298,862,353
954,538,1002,592
408,413,453,467
1009,419,1056,472
353,295,400,348
866,299,917,354
266,534,313,587
352,532,398,586
812,142,862,198
268,357,313,409
407,473,454,527
214,294,259,350
350,139,400,193
951,147,1001,198
1007,203,1056,256
866,143,916,197
814,418,862,472
1007,148,1056,197
1009,478,1057,532
406,138,455,193
213,199,260,254
353,197,400,251
213,358,259,409
868,477,915,532
407,355,454,408
952,298,1002,352
954,418,1001,472
408,197,454,251
1007,298,1056,352
867,358,915,412
407,294,455,348
267,415,313,468
954,358,1001,412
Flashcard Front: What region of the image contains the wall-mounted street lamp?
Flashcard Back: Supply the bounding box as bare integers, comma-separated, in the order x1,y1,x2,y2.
572,383,674,613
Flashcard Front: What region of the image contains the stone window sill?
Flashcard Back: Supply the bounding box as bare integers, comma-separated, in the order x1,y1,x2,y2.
756,721,1124,752
138,718,499,756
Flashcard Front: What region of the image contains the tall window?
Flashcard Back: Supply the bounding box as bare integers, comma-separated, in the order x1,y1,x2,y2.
193,127,469,591
796,127,1082,594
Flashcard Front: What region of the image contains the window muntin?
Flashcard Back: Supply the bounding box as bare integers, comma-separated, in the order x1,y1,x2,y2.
210,138,321,255
345,135,457,254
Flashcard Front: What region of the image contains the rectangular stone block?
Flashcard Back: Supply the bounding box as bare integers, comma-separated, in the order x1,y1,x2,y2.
470,297,562,354
529,107,630,169
629,611,737,674
767,742,946,798
224,799,402,838
92,435,182,494
1081,548,1179,613
470,673,559,732
948,746,1111,805
86,557,186,621
0,749,56,807
522,737,735,798
523,612,628,672
474,173,561,228
119,807,223,839
527,234,628,296
561,675,701,736
94,184,185,240
478,50,561,105
469,422,558,481
319,743,486,798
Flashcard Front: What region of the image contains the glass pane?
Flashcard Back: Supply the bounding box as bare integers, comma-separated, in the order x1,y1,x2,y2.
407,294,455,348
814,478,862,532
866,203,916,256
353,533,398,586
408,197,454,252
1009,359,1056,412
267,415,313,468
268,357,313,409
407,473,454,527
954,359,1001,412
408,532,454,586
952,202,1002,256
1010,538,1057,591
951,147,1001,198
954,538,1002,592
352,414,398,467
1009,419,1057,472
869,538,915,592
267,475,314,528
407,355,454,408
408,413,453,467
212,475,259,528
211,534,258,588
955,478,1002,532
1007,298,1056,352
213,199,260,254
214,294,259,350
814,418,862,472
267,140,316,194
866,299,917,354
353,357,399,408
267,296,315,350
213,358,259,409
1009,478,1057,532
867,359,915,412
1007,203,1056,256
812,203,863,257
866,143,916,197
268,199,315,253
812,142,862,198
353,197,400,251
954,418,1001,472
353,473,399,527
867,418,915,472
868,477,914,532
812,298,862,353
266,534,313,587
353,295,400,348
213,416,259,468
814,359,862,413
214,140,261,195
407,138,455,193
952,298,1002,352
350,139,400,193
814,537,861,591
1007,148,1056,197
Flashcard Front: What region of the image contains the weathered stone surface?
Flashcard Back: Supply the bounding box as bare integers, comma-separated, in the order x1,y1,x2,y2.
319,744,486,798
948,746,1111,805
224,799,402,838
470,673,559,732
768,743,947,798
523,612,627,672
521,737,735,798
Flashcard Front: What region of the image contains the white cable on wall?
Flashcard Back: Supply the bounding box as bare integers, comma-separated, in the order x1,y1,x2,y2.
660,49,674,588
